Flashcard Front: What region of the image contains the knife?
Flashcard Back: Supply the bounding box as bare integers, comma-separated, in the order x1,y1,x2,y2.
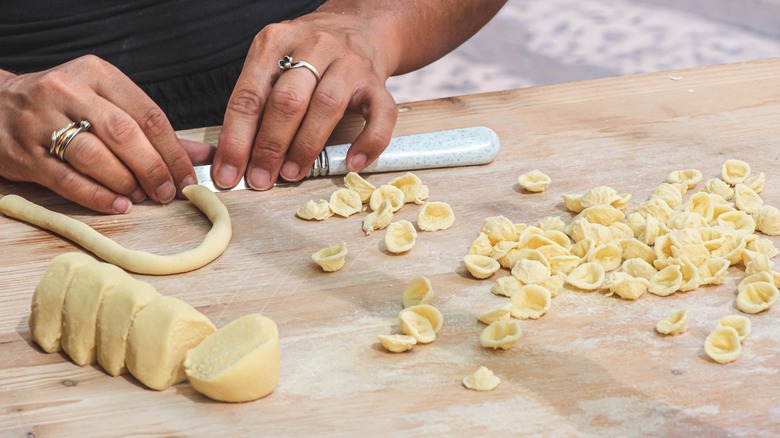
194,126,500,191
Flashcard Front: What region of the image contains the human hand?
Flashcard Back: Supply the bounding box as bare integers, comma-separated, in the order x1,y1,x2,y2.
0,55,209,214
212,9,399,190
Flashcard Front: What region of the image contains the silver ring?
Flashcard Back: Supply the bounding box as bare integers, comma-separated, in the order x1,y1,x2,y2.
50,120,91,161
278,55,321,82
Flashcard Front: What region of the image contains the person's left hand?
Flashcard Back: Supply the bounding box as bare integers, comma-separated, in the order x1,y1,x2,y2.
211,9,399,190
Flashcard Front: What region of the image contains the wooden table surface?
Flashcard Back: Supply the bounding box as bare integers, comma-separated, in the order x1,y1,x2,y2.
2,59,780,437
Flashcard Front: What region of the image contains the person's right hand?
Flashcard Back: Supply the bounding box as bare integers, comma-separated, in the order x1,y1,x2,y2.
0,55,209,214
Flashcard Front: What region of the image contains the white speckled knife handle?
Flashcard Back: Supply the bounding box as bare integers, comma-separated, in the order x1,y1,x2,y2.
306,126,500,177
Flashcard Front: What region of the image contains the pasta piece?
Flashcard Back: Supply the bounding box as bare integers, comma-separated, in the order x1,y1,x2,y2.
666,212,709,230
682,192,725,223
580,186,621,208
548,255,582,275
666,169,703,189
575,205,625,226
709,237,746,266
369,185,405,212
296,199,333,221
746,238,779,258
620,258,657,280
746,253,774,275
704,326,742,364
362,199,394,235
571,238,596,260
753,206,780,235
329,188,362,218
566,262,605,291
736,281,779,314
385,220,417,254
536,244,569,262
510,259,551,285
491,276,523,297
733,184,763,214
744,172,766,193
510,284,551,319
720,159,751,185
479,320,522,350
604,271,649,300
648,265,682,297
671,244,709,267
716,315,751,342
402,276,434,308
698,257,729,285
344,172,375,203
462,366,501,391
679,262,701,292
537,272,567,297
586,243,623,272
399,304,443,344
655,309,689,335
416,201,455,231
535,216,566,232
609,222,635,241
311,242,348,272
463,254,501,279
716,210,756,235
618,238,656,264
477,304,511,325
737,271,774,296
388,172,424,204
704,178,734,201
562,193,585,213
518,169,551,192
490,240,519,265
651,183,684,209
468,232,493,256
413,185,430,205
480,215,518,244
377,334,417,353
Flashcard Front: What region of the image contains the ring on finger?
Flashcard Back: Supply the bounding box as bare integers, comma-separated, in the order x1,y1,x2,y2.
50,120,92,161
278,55,321,82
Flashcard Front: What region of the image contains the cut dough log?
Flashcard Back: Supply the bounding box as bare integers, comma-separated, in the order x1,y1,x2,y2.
126,296,216,391
184,314,280,403
61,262,132,366
0,185,231,275
96,279,160,376
29,252,96,353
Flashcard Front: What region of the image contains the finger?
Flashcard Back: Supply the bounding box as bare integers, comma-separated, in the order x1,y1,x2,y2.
281,70,350,181
346,86,398,171
246,65,319,189
179,139,216,166
35,152,133,215
61,131,145,202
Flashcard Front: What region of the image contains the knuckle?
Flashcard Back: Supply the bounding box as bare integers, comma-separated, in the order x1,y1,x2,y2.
140,106,169,137
253,140,287,163
103,114,138,145
142,158,168,181
71,139,101,167
364,130,390,149
228,88,265,117
312,88,343,113
76,54,108,72
269,87,306,117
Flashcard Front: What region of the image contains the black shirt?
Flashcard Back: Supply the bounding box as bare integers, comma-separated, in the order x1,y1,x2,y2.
0,0,325,129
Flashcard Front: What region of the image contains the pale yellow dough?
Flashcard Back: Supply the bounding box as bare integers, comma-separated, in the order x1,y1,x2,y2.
29,252,96,353
480,320,522,350
0,185,231,275
462,366,501,391
61,262,133,366
184,313,280,403
655,309,689,335
126,296,216,391
377,334,417,353
416,201,455,231
385,220,417,254
312,242,348,272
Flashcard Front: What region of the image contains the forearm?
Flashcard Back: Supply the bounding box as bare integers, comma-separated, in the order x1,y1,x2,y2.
316,0,507,76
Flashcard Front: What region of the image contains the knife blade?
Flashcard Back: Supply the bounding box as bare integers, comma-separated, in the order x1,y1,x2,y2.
195,126,500,191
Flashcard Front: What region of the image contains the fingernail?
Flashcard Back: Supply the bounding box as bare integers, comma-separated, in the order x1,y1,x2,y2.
155,181,176,203
280,161,300,181
349,153,367,171
181,175,196,190
247,168,271,190
215,165,237,188
130,188,146,203
113,197,133,214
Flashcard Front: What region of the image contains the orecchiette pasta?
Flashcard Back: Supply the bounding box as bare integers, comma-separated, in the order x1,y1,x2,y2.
575,205,625,226
753,205,780,235
385,220,417,254
537,272,567,297
311,242,348,272
479,319,522,350
586,243,623,271
477,304,511,325
362,199,394,235
651,183,684,209
510,258,551,285
468,232,493,256
618,238,656,264
746,238,779,258
666,168,703,189
462,366,501,391
620,258,657,280
344,172,375,203
716,315,751,342
414,184,430,205
655,309,688,335
736,280,779,314
377,334,417,353
734,184,763,214
648,265,682,296
402,276,434,308
369,185,405,212
704,178,734,201
704,326,742,364
492,275,523,297
698,257,729,285
604,271,649,300
744,171,766,193
518,169,551,192
416,201,455,231
678,262,701,292
716,210,756,235
510,284,551,319
721,159,751,185
388,172,424,204
566,262,605,290
480,215,518,244
463,254,501,279
535,216,566,232
296,199,333,221
548,255,582,275
399,304,443,344
329,188,362,217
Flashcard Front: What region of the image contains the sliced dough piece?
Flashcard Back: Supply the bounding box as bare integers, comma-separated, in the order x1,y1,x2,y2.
29,252,96,353
462,366,501,391
716,315,751,342
362,199,394,235
704,326,741,364
312,242,348,272
402,276,434,308
369,185,405,212
463,254,501,279
61,262,133,366
385,220,417,254
96,279,160,376
328,188,362,217
655,309,688,335
0,186,231,275
126,296,216,391
344,172,375,203
377,334,417,353
296,199,333,221
184,314,279,403
518,169,551,192
388,172,423,204
480,320,522,350
416,201,455,231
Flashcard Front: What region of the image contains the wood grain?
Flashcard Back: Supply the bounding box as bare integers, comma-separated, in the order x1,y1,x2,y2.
2,59,780,437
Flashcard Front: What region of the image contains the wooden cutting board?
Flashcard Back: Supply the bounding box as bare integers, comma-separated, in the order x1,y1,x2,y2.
1,59,779,437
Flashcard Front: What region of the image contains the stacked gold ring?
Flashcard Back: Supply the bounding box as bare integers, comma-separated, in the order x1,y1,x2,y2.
50,120,91,161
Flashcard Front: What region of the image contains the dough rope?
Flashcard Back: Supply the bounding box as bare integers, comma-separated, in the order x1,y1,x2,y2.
0,185,231,275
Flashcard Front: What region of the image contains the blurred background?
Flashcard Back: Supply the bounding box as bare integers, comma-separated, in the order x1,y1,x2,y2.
387,0,780,103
